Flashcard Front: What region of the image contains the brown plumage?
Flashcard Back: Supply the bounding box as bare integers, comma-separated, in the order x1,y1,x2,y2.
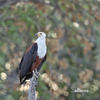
31,56,43,71
19,32,47,85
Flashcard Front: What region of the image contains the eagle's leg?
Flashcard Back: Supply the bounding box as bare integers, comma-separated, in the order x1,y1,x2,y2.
33,69,40,79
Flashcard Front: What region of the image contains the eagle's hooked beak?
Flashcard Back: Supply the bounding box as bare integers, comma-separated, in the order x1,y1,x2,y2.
35,33,41,37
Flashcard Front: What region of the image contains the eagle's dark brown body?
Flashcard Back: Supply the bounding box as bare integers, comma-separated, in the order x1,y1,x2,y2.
19,43,46,84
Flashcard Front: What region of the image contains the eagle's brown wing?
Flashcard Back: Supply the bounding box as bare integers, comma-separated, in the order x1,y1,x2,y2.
19,43,38,84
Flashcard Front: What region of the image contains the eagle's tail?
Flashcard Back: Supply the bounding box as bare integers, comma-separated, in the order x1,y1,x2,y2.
20,72,33,85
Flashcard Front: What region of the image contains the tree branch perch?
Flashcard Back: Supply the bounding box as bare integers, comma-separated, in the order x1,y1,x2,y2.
28,74,38,100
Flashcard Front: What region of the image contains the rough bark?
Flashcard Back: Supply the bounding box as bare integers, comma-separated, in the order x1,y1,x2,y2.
28,76,38,100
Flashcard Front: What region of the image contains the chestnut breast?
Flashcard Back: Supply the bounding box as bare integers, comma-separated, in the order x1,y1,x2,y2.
31,56,43,71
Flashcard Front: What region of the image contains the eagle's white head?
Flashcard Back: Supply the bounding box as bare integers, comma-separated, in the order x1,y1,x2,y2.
35,32,47,58
36,32,46,39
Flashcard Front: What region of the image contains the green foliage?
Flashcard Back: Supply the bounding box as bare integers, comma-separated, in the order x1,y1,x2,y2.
37,78,50,100
11,90,22,100
5,95,15,100
0,0,100,100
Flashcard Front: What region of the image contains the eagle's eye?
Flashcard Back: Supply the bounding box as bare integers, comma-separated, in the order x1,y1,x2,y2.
40,33,42,35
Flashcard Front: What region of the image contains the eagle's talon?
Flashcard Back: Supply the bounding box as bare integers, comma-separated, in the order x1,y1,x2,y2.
33,69,40,79
35,69,40,76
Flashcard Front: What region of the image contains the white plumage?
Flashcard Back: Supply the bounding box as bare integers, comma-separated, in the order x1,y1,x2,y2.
35,32,47,58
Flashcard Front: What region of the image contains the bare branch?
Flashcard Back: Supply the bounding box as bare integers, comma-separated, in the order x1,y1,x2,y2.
28,76,38,100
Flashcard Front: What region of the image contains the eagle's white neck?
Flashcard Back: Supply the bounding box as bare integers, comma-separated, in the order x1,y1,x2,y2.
35,37,47,58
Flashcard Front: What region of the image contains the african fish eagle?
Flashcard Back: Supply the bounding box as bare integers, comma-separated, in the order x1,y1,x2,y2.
19,32,47,85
